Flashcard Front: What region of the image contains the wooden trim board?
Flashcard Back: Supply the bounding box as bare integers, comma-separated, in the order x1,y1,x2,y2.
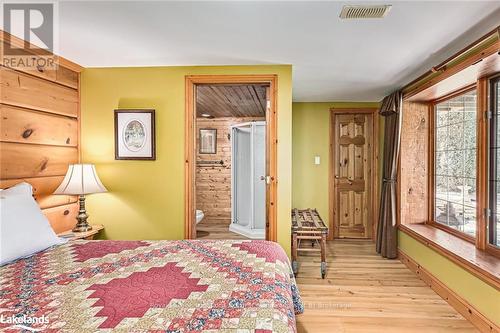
399,249,499,333
403,28,499,100
184,75,278,241
477,77,489,251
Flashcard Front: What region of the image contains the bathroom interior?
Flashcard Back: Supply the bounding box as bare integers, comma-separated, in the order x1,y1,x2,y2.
195,84,269,240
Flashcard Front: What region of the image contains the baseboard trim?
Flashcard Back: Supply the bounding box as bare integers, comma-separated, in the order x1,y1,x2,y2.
398,250,499,333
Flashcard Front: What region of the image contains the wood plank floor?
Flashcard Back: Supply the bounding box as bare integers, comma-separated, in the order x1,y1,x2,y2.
196,219,248,240
295,239,477,333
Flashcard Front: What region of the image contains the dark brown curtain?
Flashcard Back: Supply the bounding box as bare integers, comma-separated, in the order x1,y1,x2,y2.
376,91,403,259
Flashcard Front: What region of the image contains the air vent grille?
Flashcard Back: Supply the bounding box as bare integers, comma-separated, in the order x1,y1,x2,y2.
340,5,392,19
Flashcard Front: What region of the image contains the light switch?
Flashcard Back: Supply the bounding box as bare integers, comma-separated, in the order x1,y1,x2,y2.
314,156,321,165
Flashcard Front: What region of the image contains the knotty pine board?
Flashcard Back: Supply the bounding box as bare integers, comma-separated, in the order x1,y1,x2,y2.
0,67,78,117
0,142,78,179
0,176,76,209
1,104,78,146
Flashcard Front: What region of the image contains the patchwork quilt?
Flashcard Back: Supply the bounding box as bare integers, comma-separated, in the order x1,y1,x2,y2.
0,239,303,332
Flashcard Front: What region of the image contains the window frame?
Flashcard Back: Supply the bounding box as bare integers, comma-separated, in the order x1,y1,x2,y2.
425,75,500,259
428,84,478,244
487,75,500,256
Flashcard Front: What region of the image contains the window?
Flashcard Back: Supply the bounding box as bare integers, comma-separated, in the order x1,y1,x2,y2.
433,89,477,238
489,77,500,247
399,32,500,280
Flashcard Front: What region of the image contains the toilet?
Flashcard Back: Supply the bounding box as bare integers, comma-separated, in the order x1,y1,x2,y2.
196,210,205,224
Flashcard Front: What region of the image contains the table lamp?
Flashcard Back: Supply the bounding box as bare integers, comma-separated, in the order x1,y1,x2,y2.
54,164,107,232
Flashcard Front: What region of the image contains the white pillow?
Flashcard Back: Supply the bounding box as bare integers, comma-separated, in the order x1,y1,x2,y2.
0,182,67,265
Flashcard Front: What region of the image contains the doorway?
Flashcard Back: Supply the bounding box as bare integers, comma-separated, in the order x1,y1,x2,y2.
329,108,378,239
185,75,278,241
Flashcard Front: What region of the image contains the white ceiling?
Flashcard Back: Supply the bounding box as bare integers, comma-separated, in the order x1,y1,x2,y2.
53,1,500,101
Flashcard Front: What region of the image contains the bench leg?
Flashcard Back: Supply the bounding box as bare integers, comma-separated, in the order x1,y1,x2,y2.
292,233,298,275
320,233,327,279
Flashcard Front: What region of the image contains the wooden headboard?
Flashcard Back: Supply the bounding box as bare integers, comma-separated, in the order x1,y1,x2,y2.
0,31,83,233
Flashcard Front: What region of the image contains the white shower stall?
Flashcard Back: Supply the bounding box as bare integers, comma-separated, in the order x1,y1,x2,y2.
230,121,266,239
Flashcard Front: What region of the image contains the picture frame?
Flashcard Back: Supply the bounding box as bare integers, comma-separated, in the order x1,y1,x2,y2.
114,109,156,160
199,128,217,154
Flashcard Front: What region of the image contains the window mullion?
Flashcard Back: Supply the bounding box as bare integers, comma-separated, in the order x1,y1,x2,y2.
476,78,488,250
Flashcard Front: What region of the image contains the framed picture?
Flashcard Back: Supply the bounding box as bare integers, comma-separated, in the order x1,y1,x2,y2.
114,109,156,160
199,128,217,154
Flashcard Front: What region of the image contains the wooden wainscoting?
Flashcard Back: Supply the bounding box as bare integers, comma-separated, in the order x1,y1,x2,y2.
0,32,83,233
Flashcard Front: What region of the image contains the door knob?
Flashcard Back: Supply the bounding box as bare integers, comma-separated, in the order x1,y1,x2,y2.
260,176,272,184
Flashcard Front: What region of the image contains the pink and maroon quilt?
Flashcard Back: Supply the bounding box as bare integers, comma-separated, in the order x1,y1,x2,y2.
0,239,303,332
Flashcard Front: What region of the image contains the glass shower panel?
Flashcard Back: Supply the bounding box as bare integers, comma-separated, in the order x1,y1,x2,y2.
234,127,251,227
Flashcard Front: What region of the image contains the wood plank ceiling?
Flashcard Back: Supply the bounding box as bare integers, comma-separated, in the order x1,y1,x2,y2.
196,84,268,118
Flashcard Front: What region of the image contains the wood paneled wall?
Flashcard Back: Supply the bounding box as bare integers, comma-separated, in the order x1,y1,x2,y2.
399,101,430,225
196,117,264,223
0,34,83,234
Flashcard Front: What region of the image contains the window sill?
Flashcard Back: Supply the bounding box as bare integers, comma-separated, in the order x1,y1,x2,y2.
399,223,500,290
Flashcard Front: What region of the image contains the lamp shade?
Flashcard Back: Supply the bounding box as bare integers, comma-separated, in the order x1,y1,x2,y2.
54,164,107,195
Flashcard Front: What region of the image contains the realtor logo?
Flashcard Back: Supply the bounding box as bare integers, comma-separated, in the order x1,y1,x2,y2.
0,308,49,332
1,2,58,70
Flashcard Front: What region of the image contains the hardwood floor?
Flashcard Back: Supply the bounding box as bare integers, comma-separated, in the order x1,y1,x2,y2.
295,239,477,333
196,219,248,240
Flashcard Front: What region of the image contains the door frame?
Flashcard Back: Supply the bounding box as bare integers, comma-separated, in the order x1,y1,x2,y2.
328,108,379,240
185,74,278,241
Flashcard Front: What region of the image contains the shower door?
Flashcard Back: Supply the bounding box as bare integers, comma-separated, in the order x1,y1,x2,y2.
233,126,252,227
231,122,266,238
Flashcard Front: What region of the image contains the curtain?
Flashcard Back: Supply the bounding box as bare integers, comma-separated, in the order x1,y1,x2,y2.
376,91,403,259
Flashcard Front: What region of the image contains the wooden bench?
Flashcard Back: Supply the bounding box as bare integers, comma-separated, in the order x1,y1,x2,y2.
291,208,328,279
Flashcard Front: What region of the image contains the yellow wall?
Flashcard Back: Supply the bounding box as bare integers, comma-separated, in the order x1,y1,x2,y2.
291,102,380,227
399,232,500,325
80,65,293,254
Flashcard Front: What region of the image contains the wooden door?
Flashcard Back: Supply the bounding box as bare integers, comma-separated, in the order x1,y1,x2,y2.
333,113,373,238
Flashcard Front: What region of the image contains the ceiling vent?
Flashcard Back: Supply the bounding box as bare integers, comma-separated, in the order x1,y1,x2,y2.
339,5,392,19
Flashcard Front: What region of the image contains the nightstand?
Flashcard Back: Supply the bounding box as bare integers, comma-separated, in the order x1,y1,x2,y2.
58,224,104,240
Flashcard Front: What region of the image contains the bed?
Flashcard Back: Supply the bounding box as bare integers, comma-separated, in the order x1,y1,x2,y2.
0,239,303,332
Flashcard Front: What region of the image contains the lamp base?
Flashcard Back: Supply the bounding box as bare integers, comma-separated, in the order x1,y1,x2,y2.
72,225,93,233
72,195,92,233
